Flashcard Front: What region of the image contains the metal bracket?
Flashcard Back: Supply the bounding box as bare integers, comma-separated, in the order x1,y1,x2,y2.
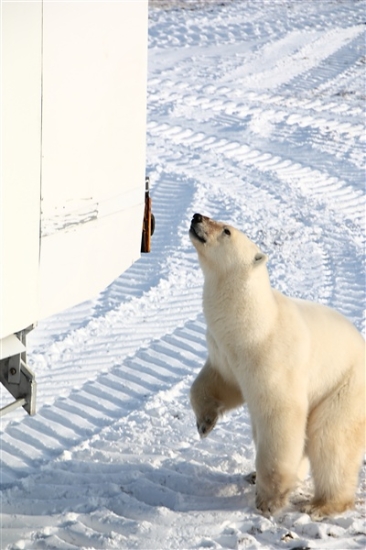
0,327,37,417
141,176,155,253
8,353,21,384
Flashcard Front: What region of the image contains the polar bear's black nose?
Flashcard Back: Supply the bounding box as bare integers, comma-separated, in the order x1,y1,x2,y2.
192,213,203,224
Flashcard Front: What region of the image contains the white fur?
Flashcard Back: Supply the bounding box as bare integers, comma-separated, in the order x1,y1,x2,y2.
189,215,365,518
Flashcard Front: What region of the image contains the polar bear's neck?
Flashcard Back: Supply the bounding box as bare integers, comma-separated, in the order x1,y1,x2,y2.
202,267,278,344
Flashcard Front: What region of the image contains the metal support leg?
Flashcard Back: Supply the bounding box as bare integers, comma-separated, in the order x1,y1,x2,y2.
0,327,37,417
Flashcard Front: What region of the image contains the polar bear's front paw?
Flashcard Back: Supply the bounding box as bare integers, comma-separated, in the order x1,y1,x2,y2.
255,490,288,516
196,414,218,438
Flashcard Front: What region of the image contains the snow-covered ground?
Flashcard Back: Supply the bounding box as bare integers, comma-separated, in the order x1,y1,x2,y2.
1,1,365,548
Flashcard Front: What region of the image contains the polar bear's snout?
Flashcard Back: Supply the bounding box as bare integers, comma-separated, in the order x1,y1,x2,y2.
192,213,204,224
190,213,208,244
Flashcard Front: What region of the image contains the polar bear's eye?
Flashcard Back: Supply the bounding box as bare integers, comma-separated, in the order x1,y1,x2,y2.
223,228,231,236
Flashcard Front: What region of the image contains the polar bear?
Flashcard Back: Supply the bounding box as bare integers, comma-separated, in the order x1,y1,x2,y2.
189,213,365,519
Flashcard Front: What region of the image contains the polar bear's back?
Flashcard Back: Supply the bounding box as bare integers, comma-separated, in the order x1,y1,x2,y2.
289,295,365,395
292,296,364,353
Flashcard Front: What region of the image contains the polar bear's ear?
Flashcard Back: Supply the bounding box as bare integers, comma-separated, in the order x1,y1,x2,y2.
253,252,267,266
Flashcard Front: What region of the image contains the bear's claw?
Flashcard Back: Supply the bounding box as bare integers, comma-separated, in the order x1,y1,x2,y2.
256,489,289,516
245,471,256,485
196,415,217,438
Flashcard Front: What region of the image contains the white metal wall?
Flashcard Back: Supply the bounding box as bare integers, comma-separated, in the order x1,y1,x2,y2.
1,1,148,338
39,1,148,319
1,1,42,339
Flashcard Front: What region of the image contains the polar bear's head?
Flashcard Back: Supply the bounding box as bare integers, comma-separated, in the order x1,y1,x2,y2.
189,213,267,277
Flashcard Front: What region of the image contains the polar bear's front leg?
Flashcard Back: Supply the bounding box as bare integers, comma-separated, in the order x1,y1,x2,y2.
190,359,244,438
254,403,307,515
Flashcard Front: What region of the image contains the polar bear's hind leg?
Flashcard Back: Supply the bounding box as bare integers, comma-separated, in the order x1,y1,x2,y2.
304,378,365,518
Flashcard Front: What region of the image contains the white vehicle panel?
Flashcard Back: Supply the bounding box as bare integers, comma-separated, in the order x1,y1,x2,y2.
39,1,148,319
1,1,42,339
1,0,148,336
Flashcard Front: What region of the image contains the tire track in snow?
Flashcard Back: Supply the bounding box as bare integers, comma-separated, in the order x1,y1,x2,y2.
3,319,257,550
213,105,365,176
146,1,365,359
150,78,364,124
3,343,365,550
0,317,207,489
147,120,365,331
2,381,254,550
285,26,365,97
238,25,364,91
150,79,365,183
148,117,364,252
148,0,365,55
2,265,203,432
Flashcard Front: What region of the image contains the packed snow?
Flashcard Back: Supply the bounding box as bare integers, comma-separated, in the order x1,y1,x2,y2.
1,1,365,549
